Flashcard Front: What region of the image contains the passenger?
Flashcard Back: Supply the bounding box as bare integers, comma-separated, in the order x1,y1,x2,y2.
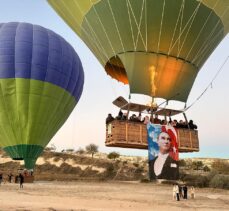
173,119,178,127
153,114,161,124
177,120,188,128
129,114,137,121
143,116,150,124
121,113,127,120
116,109,123,120
161,119,167,125
137,113,142,122
168,120,173,126
188,120,197,130
106,113,114,124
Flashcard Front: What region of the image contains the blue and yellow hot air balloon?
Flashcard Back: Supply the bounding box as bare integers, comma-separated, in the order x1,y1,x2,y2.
0,22,84,169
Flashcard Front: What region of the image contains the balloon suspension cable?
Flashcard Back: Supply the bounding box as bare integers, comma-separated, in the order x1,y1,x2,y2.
109,77,118,99
184,55,229,112
154,92,180,109
150,97,154,117
126,94,131,120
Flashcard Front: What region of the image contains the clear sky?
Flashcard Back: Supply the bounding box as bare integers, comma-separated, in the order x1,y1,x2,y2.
0,0,228,159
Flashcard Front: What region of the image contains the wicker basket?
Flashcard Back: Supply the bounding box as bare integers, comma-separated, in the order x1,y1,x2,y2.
105,120,199,152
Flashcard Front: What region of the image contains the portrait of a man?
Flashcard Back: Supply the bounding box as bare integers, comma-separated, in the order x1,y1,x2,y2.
147,124,179,180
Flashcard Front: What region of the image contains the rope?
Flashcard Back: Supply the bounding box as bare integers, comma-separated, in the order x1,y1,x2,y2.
185,0,219,61
184,55,229,112
157,0,166,53
168,0,185,55
126,0,147,50
145,0,148,51
177,2,201,58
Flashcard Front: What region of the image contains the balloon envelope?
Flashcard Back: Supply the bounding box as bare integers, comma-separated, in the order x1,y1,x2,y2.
48,0,229,102
0,22,84,169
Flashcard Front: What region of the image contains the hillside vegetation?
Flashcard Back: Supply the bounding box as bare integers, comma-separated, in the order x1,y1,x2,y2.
0,148,228,189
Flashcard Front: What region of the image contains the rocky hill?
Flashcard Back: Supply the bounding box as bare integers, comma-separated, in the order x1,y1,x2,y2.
0,149,228,182
0,149,148,181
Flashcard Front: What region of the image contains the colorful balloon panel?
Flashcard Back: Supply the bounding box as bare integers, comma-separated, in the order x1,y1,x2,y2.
48,0,229,102
0,22,84,169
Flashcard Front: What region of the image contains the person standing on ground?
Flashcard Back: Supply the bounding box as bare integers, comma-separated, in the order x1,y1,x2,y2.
8,173,13,183
183,185,188,199
172,184,177,200
190,186,195,199
179,185,183,199
175,184,180,201
0,173,3,185
19,173,24,189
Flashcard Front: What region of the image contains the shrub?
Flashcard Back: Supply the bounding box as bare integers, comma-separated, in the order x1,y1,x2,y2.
192,161,204,170
104,163,116,178
179,159,186,167
133,163,139,168
140,178,150,183
182,174,209,187
210,174,229,189
211,160,229,174
65,148,74,153
53,157,61,162
76,147,85,155
203,165,211,172
134,166,144,173
107,152,120,160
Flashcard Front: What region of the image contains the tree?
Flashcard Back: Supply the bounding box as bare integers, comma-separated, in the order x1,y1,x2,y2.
107,152,120,160
85,144,98,158
179,159,186,167
65,148,74,153
203,165,211,172
192,161,204,171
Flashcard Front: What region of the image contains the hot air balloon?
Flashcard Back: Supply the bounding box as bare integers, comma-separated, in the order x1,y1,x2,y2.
47,1,229,153
0,22,84,169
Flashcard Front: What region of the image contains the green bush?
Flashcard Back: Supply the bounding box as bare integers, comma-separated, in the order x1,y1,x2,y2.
211,160,229,174
192,161,204,170
182,174,209,187
104,163,116,179
179,159,186,167
107,152,120,160
134,166,144,173
210,174,229,189
140,178,150,183
203,165,211,172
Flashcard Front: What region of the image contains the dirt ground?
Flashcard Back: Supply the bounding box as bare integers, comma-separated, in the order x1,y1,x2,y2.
0,181,228,211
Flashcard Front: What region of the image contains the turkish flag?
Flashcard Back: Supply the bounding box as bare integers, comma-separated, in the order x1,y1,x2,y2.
161,125,179,161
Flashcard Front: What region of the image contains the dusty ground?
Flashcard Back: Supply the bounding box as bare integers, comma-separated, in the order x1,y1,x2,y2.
0,181,228,211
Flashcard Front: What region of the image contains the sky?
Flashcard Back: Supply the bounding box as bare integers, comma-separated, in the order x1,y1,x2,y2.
0,0,228,159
